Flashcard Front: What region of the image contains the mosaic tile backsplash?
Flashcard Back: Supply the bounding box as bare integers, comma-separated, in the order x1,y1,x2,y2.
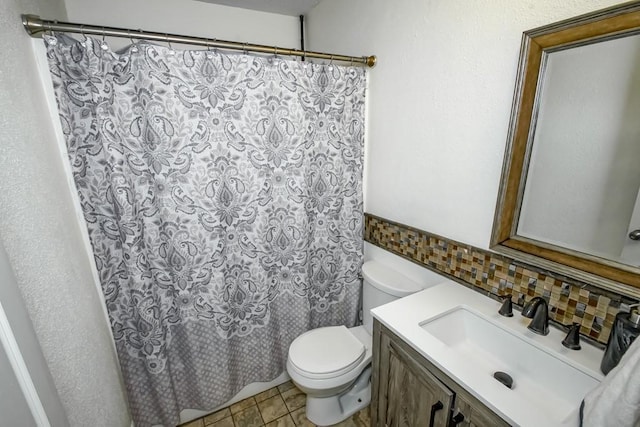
364,213,639,345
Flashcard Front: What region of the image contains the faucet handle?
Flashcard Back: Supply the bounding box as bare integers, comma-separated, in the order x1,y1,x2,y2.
498,295,513,317
562,323,581,350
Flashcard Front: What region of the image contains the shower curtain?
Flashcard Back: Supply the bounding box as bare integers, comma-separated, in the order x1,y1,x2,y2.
45,34,365,426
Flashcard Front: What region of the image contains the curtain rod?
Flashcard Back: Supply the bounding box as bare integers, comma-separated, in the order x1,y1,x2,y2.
21,15,377,68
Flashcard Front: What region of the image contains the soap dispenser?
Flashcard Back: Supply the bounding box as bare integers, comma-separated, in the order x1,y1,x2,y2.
601,304,640,375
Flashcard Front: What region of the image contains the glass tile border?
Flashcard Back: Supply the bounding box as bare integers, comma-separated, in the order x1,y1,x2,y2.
364,213,639,345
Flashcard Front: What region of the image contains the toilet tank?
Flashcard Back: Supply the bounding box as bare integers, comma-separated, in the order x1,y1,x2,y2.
361,261,423,334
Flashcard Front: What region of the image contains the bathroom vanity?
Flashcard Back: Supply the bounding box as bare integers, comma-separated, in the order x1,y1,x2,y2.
372,319,508,426
370,280,605,427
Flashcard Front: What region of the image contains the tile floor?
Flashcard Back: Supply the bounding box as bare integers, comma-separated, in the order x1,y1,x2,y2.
179,381,371,427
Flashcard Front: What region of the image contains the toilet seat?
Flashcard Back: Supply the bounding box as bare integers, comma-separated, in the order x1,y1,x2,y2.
288,326,365,380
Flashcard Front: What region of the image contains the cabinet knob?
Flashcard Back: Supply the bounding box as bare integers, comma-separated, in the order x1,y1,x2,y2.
429,401,444,427
450,411,465,426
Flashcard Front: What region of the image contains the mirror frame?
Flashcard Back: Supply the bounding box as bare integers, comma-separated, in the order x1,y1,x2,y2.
492,1,640,298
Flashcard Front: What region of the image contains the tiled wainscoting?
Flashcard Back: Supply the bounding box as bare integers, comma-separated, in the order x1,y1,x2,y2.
364,213,639,345
179,381,370,427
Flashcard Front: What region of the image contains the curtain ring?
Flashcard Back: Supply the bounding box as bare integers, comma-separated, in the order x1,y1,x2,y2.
206,40,215,58
128,29,139,53
45,21,58,45
243,42,248,54
328,55,334,70
79,24,86,46
100,26,109,50
166,33,176,55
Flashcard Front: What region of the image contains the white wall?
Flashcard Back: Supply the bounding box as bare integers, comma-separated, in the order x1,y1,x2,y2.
519,34,640,260
307,0,624,250
64,0,300,50
0,0,130,425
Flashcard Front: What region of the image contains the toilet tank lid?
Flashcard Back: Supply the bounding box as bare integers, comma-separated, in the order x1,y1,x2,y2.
362,261,423,297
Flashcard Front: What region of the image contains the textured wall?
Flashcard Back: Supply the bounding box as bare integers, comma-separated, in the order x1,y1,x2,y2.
0,241,70,426
0,0,130,425
307,0,625,249
63,0,300,50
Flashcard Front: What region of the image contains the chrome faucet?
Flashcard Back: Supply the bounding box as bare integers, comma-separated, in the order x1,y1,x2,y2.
522,297,549,335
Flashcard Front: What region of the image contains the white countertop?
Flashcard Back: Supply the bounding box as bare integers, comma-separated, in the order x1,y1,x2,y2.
371,279,605,427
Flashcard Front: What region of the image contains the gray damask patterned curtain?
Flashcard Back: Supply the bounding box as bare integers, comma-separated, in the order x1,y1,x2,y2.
45,34,365,426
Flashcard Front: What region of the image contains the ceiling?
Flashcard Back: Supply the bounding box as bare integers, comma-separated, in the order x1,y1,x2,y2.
196,0,324,16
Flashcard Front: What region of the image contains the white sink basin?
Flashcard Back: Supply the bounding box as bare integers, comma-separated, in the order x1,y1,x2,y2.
420,306,600,424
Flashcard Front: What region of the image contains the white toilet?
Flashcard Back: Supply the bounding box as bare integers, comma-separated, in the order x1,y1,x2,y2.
286,261,422,426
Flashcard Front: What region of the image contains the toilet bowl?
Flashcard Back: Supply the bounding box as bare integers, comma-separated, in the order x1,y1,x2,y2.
287,325,372,425
286,261,422,426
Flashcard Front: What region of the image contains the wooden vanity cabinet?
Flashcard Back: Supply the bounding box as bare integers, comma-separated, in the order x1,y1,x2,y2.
371,320,511,427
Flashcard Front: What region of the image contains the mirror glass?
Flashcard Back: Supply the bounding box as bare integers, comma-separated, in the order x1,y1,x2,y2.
518,34,640,268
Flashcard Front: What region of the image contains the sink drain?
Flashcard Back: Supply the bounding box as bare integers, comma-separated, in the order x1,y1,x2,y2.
493,371,514,389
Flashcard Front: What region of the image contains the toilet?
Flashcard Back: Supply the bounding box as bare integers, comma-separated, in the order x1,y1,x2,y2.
286,261,422,426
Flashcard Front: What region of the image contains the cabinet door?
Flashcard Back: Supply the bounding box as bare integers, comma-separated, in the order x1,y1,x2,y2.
451,393,511,427
385,340,453,427
372,322,511,427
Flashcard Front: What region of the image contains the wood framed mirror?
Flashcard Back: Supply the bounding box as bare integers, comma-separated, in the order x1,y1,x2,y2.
492,1,640,297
